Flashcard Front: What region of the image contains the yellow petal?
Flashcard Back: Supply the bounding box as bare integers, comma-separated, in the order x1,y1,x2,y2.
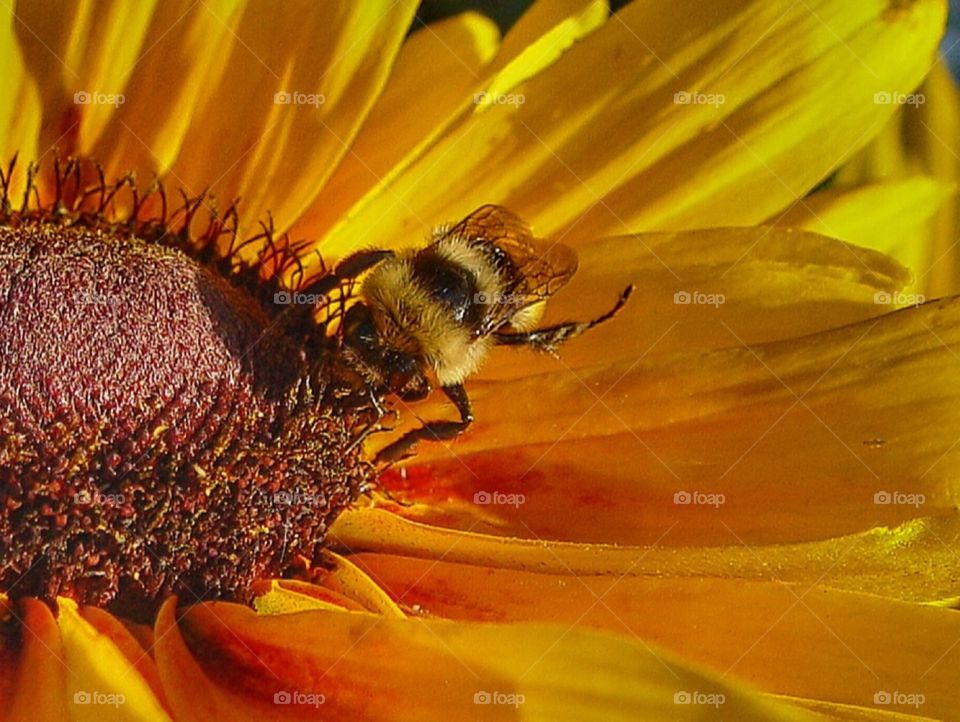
477,226,909,379
452,297,960,454
92,0,246,182
251,554,408,617
252,579,366,615
835,111,911,184
290,12,501,246
902,62,960,296
337,511,960,605
774,177,953,288
313,550,407,618
365,297,960,545
839,61,960,297
483,0,608,100
567,0,949,239
317,0,946,256
0,4,39,185
302,0,608,257
166,0,417,237
154,596,815,721
78,605,169,710
57,598,171,721
15,0,157,154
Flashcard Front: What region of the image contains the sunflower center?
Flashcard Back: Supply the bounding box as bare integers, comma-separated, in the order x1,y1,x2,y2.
0,221,373,621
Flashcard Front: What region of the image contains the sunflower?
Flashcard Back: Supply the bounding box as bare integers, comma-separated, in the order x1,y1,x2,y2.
1,0,958,720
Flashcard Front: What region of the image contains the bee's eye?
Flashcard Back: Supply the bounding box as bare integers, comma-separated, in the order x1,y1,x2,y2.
384,350,429,400
343,304,378,349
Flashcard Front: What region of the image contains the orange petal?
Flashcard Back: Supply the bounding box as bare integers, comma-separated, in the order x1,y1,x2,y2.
4,599,69,721
154,598,265,722
478,227,909,380
366,297,960,545
343,554,960,719
777,694,942,721
155,596,815,721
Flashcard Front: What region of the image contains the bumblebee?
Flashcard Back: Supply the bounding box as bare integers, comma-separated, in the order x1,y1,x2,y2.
306,205,632,462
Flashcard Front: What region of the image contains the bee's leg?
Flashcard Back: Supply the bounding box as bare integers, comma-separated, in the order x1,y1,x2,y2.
300,249,395,297
375,384,474,465
493,285,633,355
356,475,414,507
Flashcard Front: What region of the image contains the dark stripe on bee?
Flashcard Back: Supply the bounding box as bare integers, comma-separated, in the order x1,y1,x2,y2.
411,250,485,330
470,237,520,279
464,237,527,301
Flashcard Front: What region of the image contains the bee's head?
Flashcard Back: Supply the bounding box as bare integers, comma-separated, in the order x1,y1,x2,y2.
382,347,430,400
341,302,430,400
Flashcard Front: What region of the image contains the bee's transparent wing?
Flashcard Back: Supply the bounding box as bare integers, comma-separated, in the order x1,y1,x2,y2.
443,205,578,333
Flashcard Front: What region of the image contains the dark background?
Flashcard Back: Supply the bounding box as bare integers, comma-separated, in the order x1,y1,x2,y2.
415,0,533,32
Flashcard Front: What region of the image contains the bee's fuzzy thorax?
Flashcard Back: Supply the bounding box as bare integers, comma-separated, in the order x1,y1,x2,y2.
430,229,502,304
362,247,494,385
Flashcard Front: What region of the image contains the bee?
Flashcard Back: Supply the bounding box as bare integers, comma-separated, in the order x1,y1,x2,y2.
306,205,632,462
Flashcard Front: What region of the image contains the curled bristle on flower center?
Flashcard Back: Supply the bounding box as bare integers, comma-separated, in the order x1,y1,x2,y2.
0,157,379,621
